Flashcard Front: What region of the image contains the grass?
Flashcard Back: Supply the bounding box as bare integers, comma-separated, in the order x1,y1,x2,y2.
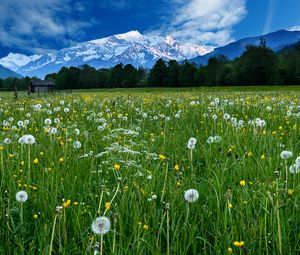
0,86,299,254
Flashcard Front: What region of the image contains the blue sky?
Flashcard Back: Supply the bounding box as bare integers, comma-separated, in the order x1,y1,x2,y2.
0,0,299,57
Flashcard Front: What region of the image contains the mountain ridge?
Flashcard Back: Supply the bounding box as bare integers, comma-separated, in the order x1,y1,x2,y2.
0,31,210,78
0,64,23,79
190,29,300,65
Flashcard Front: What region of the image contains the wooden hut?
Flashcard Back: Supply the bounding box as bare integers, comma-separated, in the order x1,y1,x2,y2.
29,80,55,94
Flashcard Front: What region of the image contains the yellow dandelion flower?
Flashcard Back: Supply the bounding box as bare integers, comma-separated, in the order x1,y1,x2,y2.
227,203,233,209
63,199,71,208
159,154,166,160
33,158,39,164
33,214,38,219
143,224,149,231
227,247,233,253
240,180,246,186
59,157,64,162
174,164,180,171
288,189,294,196
105,202,111,210
113,164,120,170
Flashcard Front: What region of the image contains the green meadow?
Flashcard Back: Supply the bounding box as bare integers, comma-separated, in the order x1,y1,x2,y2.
0,87,299,254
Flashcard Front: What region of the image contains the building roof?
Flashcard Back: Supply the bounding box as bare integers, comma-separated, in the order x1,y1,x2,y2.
31,80,55,86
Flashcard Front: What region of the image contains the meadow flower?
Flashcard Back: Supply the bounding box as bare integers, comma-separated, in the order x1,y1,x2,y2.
105,202,111,210
4,138,11,144
16,190,28,203
50,127,58,135
159,154,167,160
44,118,52,125
233,241,244,247
280,151,293,160
295,156,300,166
240,180,246,186
74,128,80,135
23,134,36,145
113,163,120,170
187,137,197,149
63,199,71,208
223,113,230,120
289,164,300,174
184,189,199,203
73,141,82,149
91,216,111,235
17,120,24,127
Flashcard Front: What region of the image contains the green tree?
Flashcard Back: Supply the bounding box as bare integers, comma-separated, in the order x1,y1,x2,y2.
236,44,278,85
148,59,167,87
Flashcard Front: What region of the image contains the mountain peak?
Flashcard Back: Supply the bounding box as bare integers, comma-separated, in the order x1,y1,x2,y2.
115,30,143,40
164,35,176,46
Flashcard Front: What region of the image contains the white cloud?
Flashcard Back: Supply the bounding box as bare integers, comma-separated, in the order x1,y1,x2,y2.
289,26,300,32
150,0,247,46
0,0,95,54
263,0,278,34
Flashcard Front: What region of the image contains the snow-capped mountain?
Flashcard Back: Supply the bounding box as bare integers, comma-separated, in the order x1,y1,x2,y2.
0,31,211,78
0,64,22,79
0,53,41,72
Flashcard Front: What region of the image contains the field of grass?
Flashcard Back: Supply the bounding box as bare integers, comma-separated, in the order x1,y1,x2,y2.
0,86,299,254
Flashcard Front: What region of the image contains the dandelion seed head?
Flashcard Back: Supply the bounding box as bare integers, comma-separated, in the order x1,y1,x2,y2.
91,216,111,235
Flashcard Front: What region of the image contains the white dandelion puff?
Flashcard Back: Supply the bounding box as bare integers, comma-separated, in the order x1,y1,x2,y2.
16,190,28,203
184,189,199,203
280,151,293,160
91,216,111,235
24,134,36,145
187,137,197,150
289,164,300,174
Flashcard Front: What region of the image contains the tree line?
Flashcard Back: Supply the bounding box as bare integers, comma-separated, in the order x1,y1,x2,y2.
0,39,299,91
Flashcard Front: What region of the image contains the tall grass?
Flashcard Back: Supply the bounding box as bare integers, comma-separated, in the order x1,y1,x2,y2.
0,87,299,254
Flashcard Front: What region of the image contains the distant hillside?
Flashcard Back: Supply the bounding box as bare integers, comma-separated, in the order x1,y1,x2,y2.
190,29,300,65
0,64,22,79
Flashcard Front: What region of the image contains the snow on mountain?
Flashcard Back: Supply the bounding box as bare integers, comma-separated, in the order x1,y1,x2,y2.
0,31,211,78
0,53,42,72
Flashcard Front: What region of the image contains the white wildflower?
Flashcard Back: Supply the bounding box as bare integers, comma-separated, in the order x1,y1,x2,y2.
91,216,111,235
184,189,199,203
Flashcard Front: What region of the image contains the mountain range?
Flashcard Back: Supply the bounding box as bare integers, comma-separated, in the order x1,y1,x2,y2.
190,29,300,65
0,64,22,79
0,31,209,78
0,29,299,79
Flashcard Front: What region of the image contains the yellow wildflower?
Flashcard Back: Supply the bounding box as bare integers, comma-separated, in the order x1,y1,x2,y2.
240,180,246,186
113,164,120,170
105,202,111,210
63,199,71,208
159,154,166,160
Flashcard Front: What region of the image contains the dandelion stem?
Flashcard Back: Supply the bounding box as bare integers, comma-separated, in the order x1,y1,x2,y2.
160,163,168,203
284,161,288,197
167,208,170,255
275,177,283,255
97,190,104,215
20,203,23,225
100,235,103,255
104,184,120,216
28,145,31,180
190,149,194,177
49,214,58,255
